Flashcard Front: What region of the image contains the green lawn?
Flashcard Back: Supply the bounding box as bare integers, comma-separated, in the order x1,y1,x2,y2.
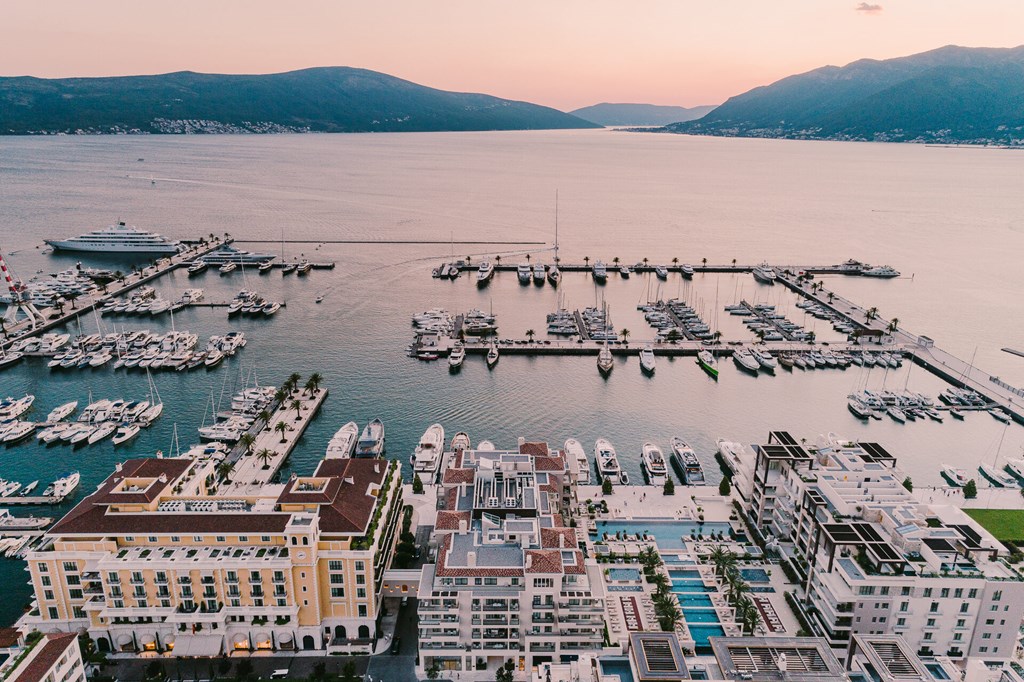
964,509,1024,542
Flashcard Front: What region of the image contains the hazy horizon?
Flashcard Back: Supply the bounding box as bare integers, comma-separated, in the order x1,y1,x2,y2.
3,1,1023,110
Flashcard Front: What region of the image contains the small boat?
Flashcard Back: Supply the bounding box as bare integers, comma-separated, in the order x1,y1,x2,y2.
597,345,614,376
281,263,298,275
639,347,656,375
923,408,944,422
187,261,208,276
219,262,237,275
111,424,140,445
564,438,590,485
654,266,668,280
476,261,495,286
680,264,694,278
451,432,471,451
670,438,705,485
258,260,274,274
979,463,1018,488
733,348,761,374
698,350,718,379
448,343,466,371
486,343,499,369
752,262,776,284
592,261,608,283
533,263,546,284
517,263,532,284
619,265,631,278
990,409,1011,424
315,295,324,304
355,418,386,458
262,302,281,316
88,421,118,444
887,407,907,423
325,421,359,459
411,423,445,476
619,471,630,485
46,401,78,424
950,408,965,420
547,265,561,286
641,442,668,484
941,464,968,487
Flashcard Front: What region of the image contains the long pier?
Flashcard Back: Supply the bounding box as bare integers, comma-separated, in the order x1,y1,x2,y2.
220,386,329,495
0,237,230,350
448,261,869,276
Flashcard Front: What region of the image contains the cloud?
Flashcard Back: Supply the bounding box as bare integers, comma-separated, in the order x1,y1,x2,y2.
855,2,883,13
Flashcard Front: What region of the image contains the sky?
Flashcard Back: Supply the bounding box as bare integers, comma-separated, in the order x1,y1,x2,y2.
3,1,1023,111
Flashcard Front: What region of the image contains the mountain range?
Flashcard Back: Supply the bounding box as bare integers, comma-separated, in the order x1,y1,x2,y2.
0,67,599,135
666,45,1024,144
570,102,717,126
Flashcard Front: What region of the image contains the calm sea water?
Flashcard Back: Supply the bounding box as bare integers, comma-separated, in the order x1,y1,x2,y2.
0,131,1022,625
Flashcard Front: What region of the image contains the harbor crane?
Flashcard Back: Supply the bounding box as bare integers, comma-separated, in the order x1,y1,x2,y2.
0,249,45,331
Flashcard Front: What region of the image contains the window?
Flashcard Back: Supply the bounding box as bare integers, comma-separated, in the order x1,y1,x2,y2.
330,575,345,584
48,607,58,619
69,589,83,600
901,587,911,596
194,536,202,543
896,618,906,626
148,536,157,543
41,576,51,587
980,647,988,653
38,563,48,573
954,588,963,598
358,605,367,617
454,578,468,586
484,578,497,586
985,619,994,625
923,588,933,598
331,588,345,598
328,560,344,571
929,602,939,613
940,588,949,598
858,586,874,596
982,633,991,640
357,588,367,599
73,607,85,619
956,619,966,628
63,561,77,572
923,632,933,641
356,574,366,585
44,590,54,600
239,536,248,543
960,603,969,613
534,578,554,588
355,561,365,572
474,578,482,586
926,619,936,627
899,602,908,612
968,588,978,599
993,590,1002,601
216,536,225,543
124,536,134,542
171,536,180,542
880,586,890,595
261,536,271,542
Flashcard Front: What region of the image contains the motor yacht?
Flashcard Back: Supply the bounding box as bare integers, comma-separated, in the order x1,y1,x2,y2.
448,343,466,371
671,438,705,484
641,442,668,484
1004,458,1024,482
3,422,36,444
258,260,275,274
639,347,656,374
111,424,140,446
733,348,760,373
752,262,777,284
940,464,968,487
697,350,718,379
49,472,81,498
517,263,532,284
46,220,180,254
476,261,495,286
412,423,445,476
88,421,118,445
750,347,777,371
187,260,208,276
680,263,694,278
597,345,614,376
979,463,1018,488
219,262,237,275
451,432,471,452
564,438,590,484
533,263,546,284
592,261,608,283
45,401,77,424
355,418,386,458
655,266,668,280
862,265,900,278
594,438,620,483
619,265,631,278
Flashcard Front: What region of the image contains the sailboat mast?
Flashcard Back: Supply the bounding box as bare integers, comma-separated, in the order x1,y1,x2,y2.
554,190,559,263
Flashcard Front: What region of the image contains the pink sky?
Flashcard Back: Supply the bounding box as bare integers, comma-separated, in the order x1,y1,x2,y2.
3,1,1023,110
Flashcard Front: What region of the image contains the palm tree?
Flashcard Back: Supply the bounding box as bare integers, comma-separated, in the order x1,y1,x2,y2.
584,256,590,267
827,292,835,303
217,461,235,483
256,448,274,470
888,317,899,332
654,596,683,632
290,399,303,421
708,546,737,579
275,421,289,443
650,572,671,598
525,329,535,343
732,258,737,267
725,573,750,608
307,372,323,394
494,255,501,265
612,257,620,267
619,328,630,345
712,330,722,344
671,257,679,267
525,253,531,263
257,410,271,428
287,373,302,393
465,255,472,266
738,597,762,635
274,388,287,405
866,306,878,322
239,433,256,455
701,257,707,267
642,257,649,267
304,377,318,396
639,545,662,573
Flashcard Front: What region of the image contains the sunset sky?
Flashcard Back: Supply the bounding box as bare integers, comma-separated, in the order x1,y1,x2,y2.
3,1,1023,110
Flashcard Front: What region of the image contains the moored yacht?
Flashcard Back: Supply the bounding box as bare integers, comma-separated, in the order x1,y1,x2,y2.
733,348,760,373
564,438,590,485
486,343,499,369
219,262,237,275
411,423,445,476
641,442,668,484
476,261,495,286
680,263,694,278
749,347,777,371
187,260,208,276
697,350,718,379
451,432,471,452
752,262,777,284
940,464,968,487
594,438,620,483
1004,458,1024,482
654,266,668,280
355,418,385,458
546,264,561,286
533,263,546,284
45,401,78,424
325,421,359,459
670,438,705,484
597,344,614,376
517,263,532,284
979,463,1018,488
448,343,466,371
639,346,656,375
592,260,608,283
862,265,900,278
46,220,180,254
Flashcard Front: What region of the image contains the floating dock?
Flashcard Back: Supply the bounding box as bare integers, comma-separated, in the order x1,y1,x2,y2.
0,495,68,507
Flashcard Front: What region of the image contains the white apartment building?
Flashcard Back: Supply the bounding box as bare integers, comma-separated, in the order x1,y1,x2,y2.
418,441,605,675
740,432,1024,662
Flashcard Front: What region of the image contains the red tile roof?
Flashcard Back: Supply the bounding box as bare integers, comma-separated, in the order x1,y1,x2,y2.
533,455,565,472
434,535,524,578
525,549,564,574
442,469,475,485
11,633,77,682
435,511,471,531
519,442,550,457
91,458,191,505
540,527,577,549
313,459,390,534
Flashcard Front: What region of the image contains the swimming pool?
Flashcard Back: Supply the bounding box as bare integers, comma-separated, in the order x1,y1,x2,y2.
740,568,770,583
592,520,733,550
669,569,701,580
607,567,642,582
599,657,635,682
663,556,696,565
672,579,714,592
607,585,644,592
676,594,714,607
683,608,721,623
689,624,726,652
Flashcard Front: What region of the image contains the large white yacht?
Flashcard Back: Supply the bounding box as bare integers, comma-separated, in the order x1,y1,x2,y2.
564,438,590,484
355,418,386,458
594,438,621,483
411,423,445,476
517,263,532,284
476,261,495,286
641,442,668,484
752,262,777,284
325,421,359,459
46,221,180,255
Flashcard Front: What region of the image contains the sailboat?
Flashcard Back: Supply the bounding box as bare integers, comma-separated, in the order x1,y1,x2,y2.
597,343,614,376
980,424,1019,487
547,191,562,286
486,342,499,368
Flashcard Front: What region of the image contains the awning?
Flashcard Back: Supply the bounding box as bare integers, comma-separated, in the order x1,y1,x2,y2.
140,634,156,646
277,632,293,644
255,633,271,645
163,634,176,646
116,634,133,646
232,633,250,647
173,635,224,657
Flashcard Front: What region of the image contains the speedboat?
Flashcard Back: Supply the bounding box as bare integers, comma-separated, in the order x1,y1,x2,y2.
697,350,718,379
355,418,385,458
639,347,656,375
671,438,705,484
597,345,614,376
517,263,532,284
187,260,208,276
750,347,778,372
219,262,237,275
486,343,499,369
88,421,118,444
45,401,78,424
547,264,561,286
733,348,760,373
595,438,620,483
258,260,274,274
451,432,471,451
752,262,776,284
655,266,668,280
887,407,907,423
3,421,36,444
262,302,281,316
979,463,1018,488
412,423,445,476
619,265,631,278
641,442,668,484
592,261,608,283
680,264,694,278
533,263,546,284
448,343,466,371
564,438,590,484
990,409,1011,424
50,472,81,498
940,464,968,487
1004,458,1024,482
476,261,495,286
111,424,140,445
619,471,630,485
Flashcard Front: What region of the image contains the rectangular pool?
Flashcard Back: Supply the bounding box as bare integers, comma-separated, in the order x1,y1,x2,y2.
676,594,714,607
669,569,702,580
672,580,715,592
607,585,644,592
599,657,635,682
689,624,726,652
592,520,733,551
740,568,770,583
683,608,721,623
607,567,642,582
